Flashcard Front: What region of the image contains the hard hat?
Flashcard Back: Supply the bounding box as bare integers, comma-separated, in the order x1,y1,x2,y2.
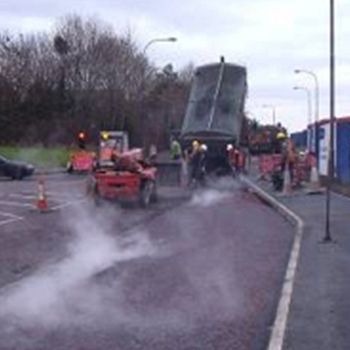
227,144,233,151
101,132,109,140
200,144,208,152
276,132,287,140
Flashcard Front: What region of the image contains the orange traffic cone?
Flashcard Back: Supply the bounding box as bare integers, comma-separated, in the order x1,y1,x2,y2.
282,166,293,196
36,177,48,212
307,163,324,194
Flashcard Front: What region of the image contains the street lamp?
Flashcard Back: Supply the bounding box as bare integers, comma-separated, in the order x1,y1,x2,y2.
324,0,336,242
262,104,276,126
293,86,312,126
141,37,177,147
143,37,177,54
294,69,319,125
295,69,320,165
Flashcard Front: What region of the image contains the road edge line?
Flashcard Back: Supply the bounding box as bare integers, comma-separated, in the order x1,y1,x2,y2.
240,176,304,350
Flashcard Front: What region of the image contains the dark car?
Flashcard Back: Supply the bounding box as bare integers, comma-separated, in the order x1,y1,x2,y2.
0,155,35,180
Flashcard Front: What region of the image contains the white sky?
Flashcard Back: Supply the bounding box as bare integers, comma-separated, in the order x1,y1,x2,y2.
0,0,349,132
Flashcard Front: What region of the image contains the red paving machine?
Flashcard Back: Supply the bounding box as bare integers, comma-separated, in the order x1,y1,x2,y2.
89,131,158,207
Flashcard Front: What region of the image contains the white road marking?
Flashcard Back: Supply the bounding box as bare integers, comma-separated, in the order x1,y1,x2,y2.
241,177,304,350
46,191,86,200
1,191,86,213
50,198,87,211
9,194,37,200
0,186,87,225
0,200,35,208
10,192,84,202
0,211,24,226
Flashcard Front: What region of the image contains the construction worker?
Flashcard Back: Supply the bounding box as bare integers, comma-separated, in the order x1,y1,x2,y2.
181,147,190,187
111,148,122,170
238,148,246,174
275,131,287,154
189,140,202,186
281,137,295,183
170,138,182,160
234,147,240,174
227,144,236,177
197,143,208,185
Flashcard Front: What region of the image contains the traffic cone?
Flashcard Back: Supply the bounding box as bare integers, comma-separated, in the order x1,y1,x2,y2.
307,164,324,194
282,167,293,196
36,177,48,212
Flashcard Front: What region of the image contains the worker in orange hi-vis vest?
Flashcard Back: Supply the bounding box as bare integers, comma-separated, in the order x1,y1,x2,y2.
227,144,237,177
238,149,246,174
281,138,296,183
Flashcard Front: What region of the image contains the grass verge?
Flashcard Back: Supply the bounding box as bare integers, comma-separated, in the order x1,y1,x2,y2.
0,146,71,167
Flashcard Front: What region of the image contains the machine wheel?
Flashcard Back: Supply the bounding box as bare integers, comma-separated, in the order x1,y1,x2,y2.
139,181,153,208
92,184,103,207
150,180,158,203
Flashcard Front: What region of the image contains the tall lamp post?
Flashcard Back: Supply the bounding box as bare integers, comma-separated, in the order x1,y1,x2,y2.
295,69,320,156
140,37,177,147
294,69,319,125
293,86,312,126
325,0,336,242
262,104,276,126
294,86,313,153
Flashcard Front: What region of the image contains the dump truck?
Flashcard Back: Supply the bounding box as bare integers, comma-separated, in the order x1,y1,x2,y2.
180,57,248,173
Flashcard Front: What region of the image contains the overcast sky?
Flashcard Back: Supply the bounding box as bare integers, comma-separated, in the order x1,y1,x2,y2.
1,0,349,132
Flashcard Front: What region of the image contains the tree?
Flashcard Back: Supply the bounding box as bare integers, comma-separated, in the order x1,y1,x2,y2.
0,15,191,147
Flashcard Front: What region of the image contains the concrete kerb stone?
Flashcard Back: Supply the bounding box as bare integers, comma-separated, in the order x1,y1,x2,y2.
240,175,304,350
240,176,301,227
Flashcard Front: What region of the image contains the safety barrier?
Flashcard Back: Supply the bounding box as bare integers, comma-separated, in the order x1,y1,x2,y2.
258,153,315,186
258,154,283,178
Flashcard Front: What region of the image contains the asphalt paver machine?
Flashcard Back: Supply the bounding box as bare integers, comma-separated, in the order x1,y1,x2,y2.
88,131,158,207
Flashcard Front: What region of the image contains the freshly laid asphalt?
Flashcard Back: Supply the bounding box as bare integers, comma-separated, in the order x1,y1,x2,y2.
0,174,294,350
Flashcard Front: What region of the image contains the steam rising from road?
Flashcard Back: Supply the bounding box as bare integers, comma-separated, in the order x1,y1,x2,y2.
0,184,242,342
0,208,157,329
189,176,240,207
190,189,230,207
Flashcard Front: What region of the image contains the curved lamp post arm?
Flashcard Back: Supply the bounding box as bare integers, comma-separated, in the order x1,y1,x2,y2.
294,69,319,124
143,37,177,55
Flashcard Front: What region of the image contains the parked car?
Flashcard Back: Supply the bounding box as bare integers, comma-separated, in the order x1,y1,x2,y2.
0,155,35,180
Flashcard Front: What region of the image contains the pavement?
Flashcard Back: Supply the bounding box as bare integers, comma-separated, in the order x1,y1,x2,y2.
246,170,350,350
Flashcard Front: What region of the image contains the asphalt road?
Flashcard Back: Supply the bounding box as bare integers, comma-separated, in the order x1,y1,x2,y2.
0,174,294,350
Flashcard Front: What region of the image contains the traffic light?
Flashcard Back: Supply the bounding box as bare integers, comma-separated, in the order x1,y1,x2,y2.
78,132,86,149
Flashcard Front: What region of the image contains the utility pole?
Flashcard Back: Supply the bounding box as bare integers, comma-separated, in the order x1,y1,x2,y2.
325,0,335,242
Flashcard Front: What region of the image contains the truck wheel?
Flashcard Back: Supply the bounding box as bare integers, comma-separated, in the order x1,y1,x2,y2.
139,181,152,208
93,185,102,207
